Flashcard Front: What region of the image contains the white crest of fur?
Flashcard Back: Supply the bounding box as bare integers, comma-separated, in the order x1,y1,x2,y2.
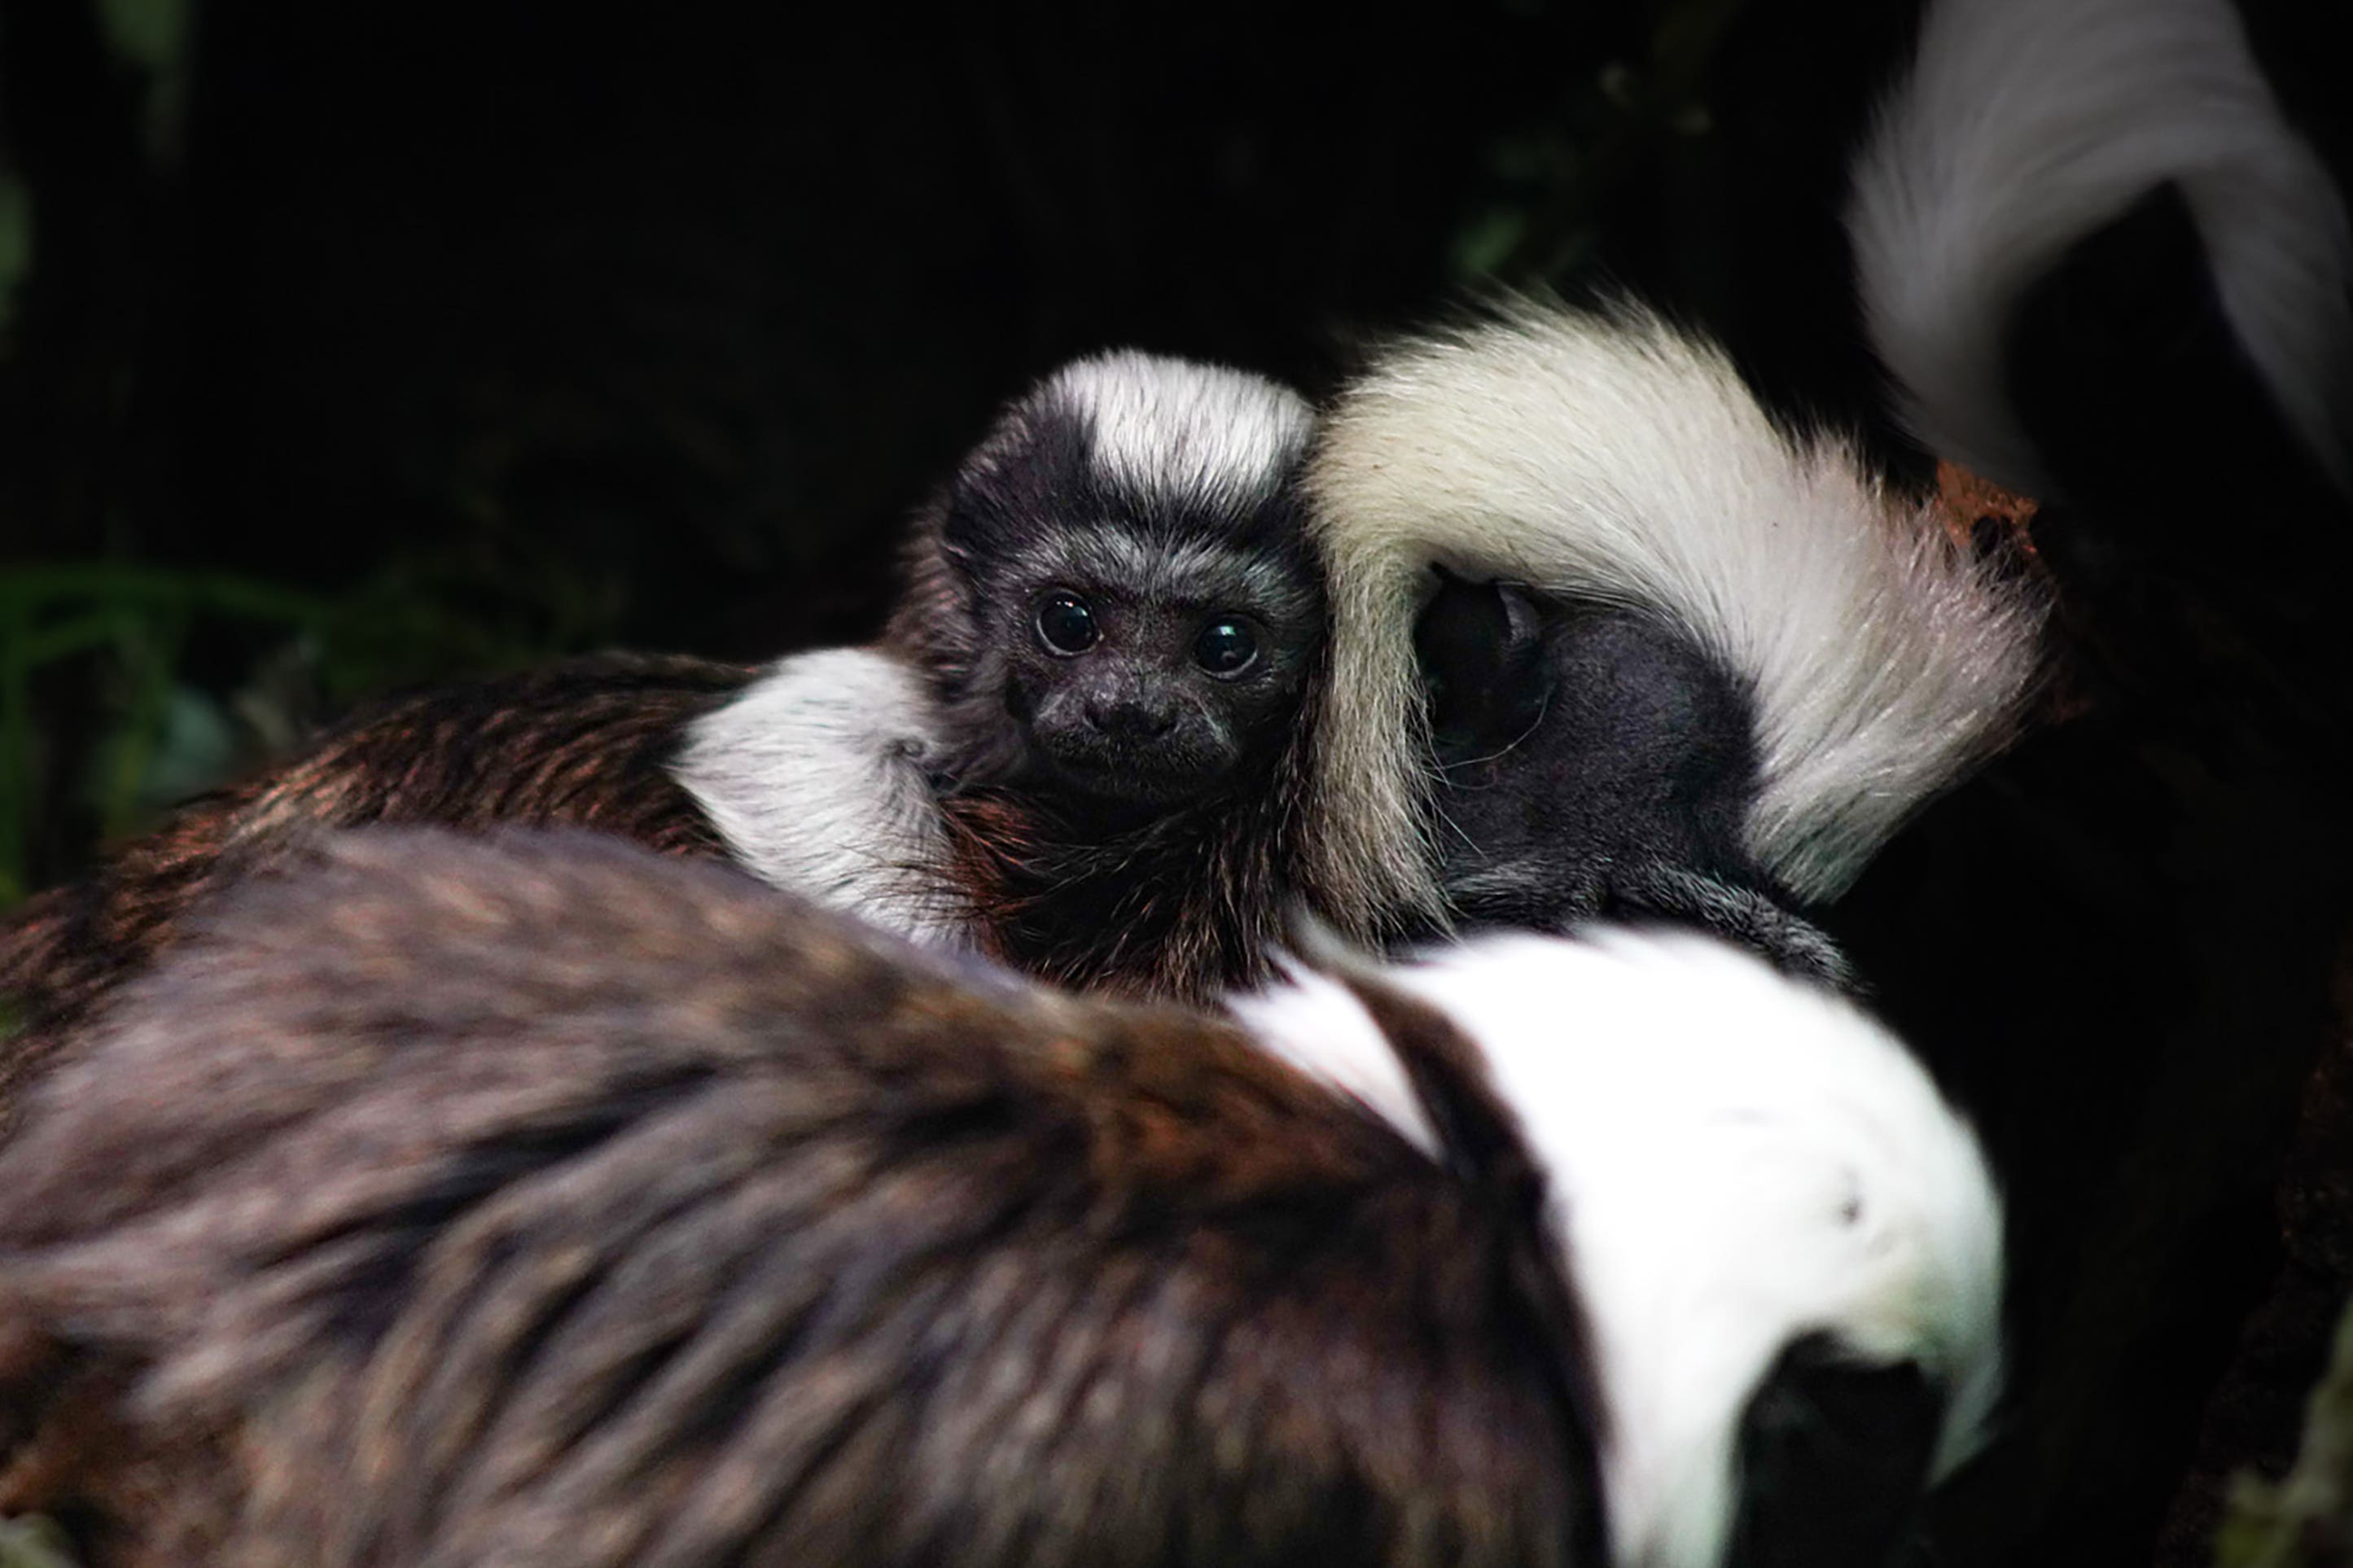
672,647,971,946
1848,0,2353,494
1225,961,1444,1159
1304,300,2046,917
1372,928,2004,1568
1049,350,1315,511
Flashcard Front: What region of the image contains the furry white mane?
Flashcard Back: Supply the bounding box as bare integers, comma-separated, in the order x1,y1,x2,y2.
1302,299,2046,922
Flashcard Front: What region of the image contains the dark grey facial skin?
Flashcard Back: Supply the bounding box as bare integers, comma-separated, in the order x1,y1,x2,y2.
1001,576,1312,810
1413,574,1852,987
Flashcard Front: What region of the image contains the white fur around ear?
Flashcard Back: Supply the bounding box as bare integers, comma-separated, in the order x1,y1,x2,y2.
672,647,972,946
1848,0,2353,496
1303,299,2045,918
1225,958,1444,1161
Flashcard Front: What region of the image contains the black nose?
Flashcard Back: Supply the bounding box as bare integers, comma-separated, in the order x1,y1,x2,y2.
1084,697,1178,741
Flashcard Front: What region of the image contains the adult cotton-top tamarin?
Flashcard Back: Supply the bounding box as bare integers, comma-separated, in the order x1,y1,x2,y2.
0,827,2004,1568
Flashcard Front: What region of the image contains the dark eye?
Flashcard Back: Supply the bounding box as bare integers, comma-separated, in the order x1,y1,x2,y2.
1193,617,1259,677
1035,592,1099,655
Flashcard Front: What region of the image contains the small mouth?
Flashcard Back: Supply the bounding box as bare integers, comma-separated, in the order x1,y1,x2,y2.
1041,739,1232,807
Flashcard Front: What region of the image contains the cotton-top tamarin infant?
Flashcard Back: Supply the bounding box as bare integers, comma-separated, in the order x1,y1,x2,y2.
687,351,1330,1002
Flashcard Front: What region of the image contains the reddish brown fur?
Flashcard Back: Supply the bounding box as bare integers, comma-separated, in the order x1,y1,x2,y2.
0,654,754,1102
933,686,1323,1003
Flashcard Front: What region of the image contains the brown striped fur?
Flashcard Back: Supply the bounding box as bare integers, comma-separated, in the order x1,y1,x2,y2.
0,654,754,1102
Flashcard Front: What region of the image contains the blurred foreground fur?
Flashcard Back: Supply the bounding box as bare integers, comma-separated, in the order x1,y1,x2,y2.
0,830,1604,1568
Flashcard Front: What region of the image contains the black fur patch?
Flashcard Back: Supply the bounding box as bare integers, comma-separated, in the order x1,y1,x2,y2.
1728,1334,1946,1568
1414,578,1846,982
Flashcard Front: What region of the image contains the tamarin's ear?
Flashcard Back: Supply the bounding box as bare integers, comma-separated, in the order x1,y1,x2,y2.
1846,0,2353,498
1413,572,1553,760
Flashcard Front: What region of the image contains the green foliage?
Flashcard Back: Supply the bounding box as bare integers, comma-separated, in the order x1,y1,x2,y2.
99,0,192,160
0,1516,78,1568
2215,1297,2353,1566
97,0,187,72
1453,0,1750,288
0,171,29,345
0,567,319,904
0,550,619,909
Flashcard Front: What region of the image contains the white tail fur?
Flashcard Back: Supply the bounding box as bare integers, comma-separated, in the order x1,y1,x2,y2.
1848,0,2353,494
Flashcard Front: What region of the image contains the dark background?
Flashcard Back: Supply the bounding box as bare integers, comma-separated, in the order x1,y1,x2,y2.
0,0,1952,901
6,2,2353,1566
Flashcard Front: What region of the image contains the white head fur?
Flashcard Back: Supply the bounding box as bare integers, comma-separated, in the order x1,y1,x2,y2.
1036,349,1316,514
949,350,1322,668
1303,299,2047,926
1234,927,2005,1568
673,646,973,947
1847,0,2353,495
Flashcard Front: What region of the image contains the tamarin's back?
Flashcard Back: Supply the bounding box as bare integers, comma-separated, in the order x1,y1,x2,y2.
0,651,755,1096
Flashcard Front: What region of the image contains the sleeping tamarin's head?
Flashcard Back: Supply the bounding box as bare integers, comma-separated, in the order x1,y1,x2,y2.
898,351,1323,813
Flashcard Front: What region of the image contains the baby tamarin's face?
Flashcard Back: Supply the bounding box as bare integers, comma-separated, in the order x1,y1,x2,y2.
995,528,1321,807
937,351,1325,811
